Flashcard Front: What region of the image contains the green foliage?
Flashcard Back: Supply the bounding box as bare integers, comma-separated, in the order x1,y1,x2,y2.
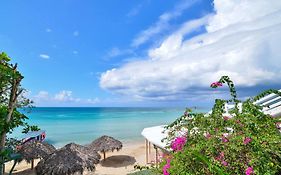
0,52,39,174
161,76,281,175
0,147,13,164
134,164,151,171
0,107,28,135
22,125,40,134
128,169,160,175
5,138,21,150
0,52,37,138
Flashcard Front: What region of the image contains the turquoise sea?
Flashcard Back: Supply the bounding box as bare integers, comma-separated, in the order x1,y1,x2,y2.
14,107,186,148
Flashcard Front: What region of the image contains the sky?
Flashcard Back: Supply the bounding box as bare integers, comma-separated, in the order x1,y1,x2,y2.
1,0,281,108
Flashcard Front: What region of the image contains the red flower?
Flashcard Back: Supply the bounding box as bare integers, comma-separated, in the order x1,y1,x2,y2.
210,81,223,88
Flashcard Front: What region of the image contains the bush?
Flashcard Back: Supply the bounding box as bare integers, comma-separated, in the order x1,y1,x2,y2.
128,169,160,175
161,76,281,175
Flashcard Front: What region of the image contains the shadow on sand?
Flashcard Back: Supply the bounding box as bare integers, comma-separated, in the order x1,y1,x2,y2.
4,169,35,175
100,155,136,168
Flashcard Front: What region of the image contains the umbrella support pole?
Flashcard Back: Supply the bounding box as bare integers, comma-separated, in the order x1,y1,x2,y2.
31,159,34,169
145,139,148,164
0,163,3,175
103,152,106,159
148,142,151,156
9,160,17,175
154,145,158,168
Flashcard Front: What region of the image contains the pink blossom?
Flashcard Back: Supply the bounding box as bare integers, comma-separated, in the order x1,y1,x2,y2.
171,136,187,151
222,160,228,166
215,152,228,166
223,116,230,120
245,166,254,175
163,159,171,175
243,137,252,145
236,120,244,127
276,122,281,129
210,81,223,88
215,152,224,161
222,136,229,143
205,133,211,139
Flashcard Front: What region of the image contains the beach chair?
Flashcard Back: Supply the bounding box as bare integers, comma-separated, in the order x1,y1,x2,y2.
0,148,21,175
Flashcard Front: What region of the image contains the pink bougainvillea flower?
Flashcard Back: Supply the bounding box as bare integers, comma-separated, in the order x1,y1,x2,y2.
245,166,254,175
223,116,230,120
163,159,171,175
205,132,211,139
222,136,229,143
243,137,252,145
171,136,187,151
215,152,228,166
276,122,281,129
215,152,224,161
210,81,223,88
222,160,228,166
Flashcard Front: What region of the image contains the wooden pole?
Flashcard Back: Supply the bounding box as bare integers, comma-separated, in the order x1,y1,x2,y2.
103,151,106,159
31,159,34,169
145,139,148,164
155,146,158,167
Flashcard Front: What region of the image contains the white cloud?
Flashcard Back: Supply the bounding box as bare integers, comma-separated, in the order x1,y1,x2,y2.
107,47,133,58
45,28,52,32
39,54,50,59
127,3,143,17
54,90,74,102
131,0,198,47
33,90,100,106
33,91,50,102
73,31,79,37
87,98,100,104
207,0,281,32
100,0,281,101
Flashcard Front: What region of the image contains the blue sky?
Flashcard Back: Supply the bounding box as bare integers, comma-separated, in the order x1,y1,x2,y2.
1,0,281,108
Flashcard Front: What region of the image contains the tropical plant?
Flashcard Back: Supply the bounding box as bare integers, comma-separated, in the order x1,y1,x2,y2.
0,52,39,174
160,76,281,175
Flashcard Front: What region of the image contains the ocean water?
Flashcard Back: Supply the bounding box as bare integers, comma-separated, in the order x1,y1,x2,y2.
13,107,185,148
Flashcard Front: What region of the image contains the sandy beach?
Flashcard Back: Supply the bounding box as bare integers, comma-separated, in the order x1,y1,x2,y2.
4,141,156,175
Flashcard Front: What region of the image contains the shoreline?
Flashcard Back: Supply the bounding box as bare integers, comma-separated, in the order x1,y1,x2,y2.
4,140,152,175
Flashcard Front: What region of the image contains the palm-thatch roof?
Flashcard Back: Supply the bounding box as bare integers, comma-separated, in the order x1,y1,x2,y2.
18,140,56,163
88,135,122,152
35,142,101,175
87,135,123,159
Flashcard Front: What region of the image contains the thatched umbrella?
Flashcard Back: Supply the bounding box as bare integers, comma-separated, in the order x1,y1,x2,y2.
36,142,101,175
17,140,56,169
88,135,122,159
